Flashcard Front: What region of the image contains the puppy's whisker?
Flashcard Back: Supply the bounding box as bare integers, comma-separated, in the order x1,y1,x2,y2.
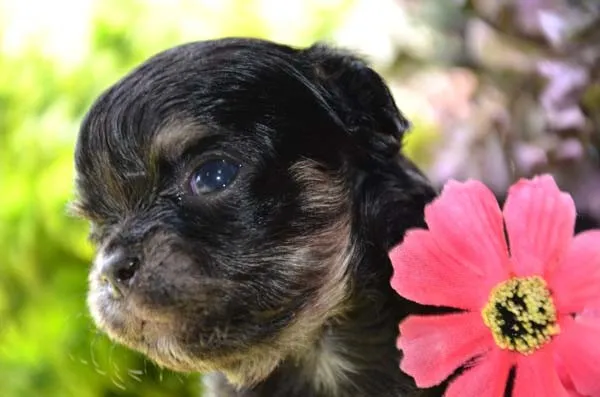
127,368,143,383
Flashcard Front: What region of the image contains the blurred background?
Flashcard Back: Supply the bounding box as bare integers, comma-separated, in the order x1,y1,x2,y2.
0,0,598,396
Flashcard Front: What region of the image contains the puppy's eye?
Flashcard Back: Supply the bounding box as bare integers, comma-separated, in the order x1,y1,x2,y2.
190,159,240,194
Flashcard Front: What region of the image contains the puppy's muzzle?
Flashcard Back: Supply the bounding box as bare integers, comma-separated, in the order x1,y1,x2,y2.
96,247,141,298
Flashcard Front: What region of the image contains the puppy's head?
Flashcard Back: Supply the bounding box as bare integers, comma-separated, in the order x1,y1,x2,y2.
73,38,431,386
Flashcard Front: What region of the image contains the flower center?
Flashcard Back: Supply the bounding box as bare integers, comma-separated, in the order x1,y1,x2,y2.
482,276,559,355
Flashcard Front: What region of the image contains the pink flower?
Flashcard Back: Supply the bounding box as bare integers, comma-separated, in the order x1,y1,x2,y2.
389,175,600,396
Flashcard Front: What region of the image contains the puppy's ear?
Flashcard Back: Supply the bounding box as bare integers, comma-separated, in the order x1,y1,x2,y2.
303,44,409,156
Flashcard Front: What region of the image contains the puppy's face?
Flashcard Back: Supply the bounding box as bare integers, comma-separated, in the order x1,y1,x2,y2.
74,39,413,385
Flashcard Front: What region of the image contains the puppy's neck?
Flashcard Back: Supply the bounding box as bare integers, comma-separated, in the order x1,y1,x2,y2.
204,288,410,397
203,251,428,397
296,289,415,397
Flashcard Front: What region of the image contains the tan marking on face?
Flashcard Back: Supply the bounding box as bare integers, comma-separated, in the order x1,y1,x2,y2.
150,121,212,162
288,158,349,213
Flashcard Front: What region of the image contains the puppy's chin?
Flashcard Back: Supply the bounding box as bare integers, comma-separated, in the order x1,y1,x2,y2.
88,283,279,382
87,295,196,372
87,275,226,373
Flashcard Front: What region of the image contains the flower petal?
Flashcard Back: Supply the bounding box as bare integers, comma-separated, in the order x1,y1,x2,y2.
391,179,510,309
567,388,587,397
581,307,600,317
503,175,575,276
424,180,509,282
554,316,600,396
445,348,513,397
556,353,587,397
391,229,498,309
548,231,600,313
513,345,570,397
397,312,493,388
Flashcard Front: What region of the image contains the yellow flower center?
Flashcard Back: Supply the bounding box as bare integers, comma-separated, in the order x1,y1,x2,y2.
482,276,559,355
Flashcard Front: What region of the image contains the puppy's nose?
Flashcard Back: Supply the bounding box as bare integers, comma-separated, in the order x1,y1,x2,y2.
98,249,140,297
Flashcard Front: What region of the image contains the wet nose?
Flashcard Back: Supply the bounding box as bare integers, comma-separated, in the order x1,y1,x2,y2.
98,249,140,297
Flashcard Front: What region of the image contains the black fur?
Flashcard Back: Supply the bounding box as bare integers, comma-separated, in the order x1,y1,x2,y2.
74,38,443,397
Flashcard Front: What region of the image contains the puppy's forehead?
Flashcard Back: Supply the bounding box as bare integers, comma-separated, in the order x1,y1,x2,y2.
77,40,308,165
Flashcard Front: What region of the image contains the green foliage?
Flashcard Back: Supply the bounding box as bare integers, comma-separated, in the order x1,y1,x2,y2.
0,0,350,395
402,120,441,170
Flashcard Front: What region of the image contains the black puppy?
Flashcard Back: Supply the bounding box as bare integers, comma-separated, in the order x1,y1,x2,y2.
73,38,438,397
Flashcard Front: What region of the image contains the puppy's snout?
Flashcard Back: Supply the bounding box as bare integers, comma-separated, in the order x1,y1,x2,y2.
97,248,140,298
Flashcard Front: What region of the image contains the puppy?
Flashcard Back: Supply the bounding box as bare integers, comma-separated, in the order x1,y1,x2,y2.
72,38,439,397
